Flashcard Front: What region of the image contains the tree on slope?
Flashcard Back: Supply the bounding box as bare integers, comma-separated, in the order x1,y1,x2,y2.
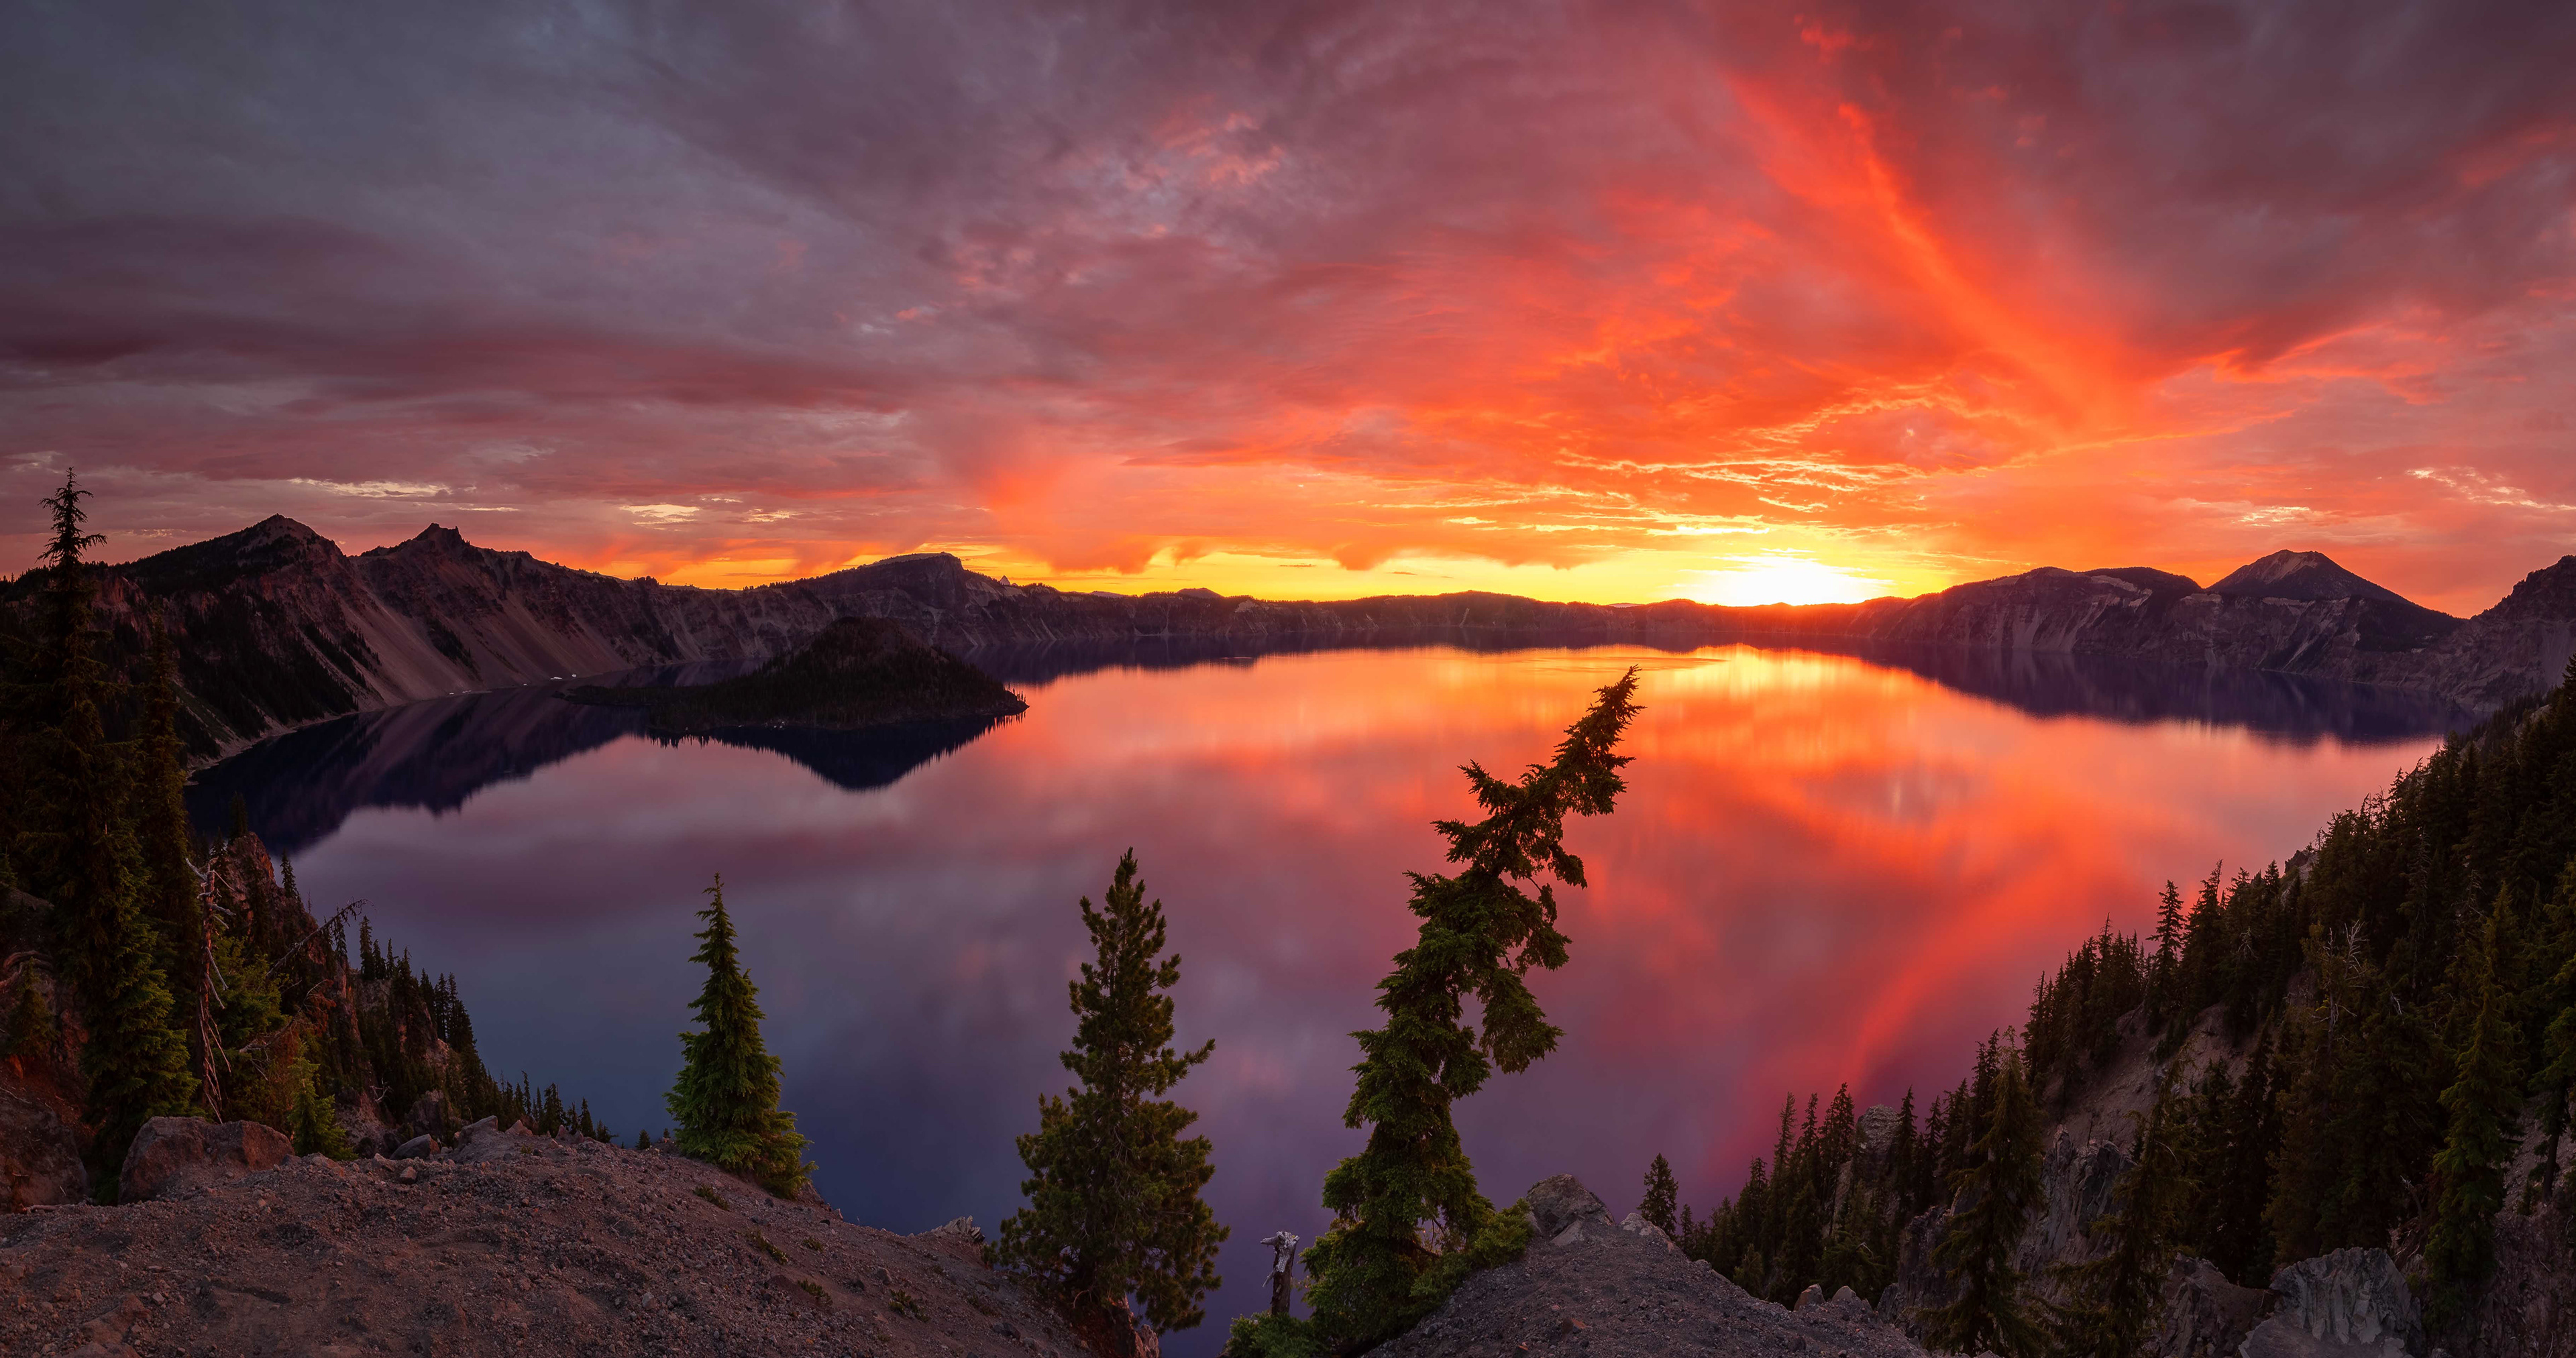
1921,1047,2047,1358
16,471,195,1175
136,624,213,1087
2053,1058,2189,1358
995,850,1226,1335
666,876,810,1196
1639,1153,1680,1239
2425,897,2523,1326
1303,669,1642,1350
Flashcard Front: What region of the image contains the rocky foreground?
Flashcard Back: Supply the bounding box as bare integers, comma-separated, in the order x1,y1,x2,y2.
1375,1176,1929,1358
0,1121,2457,1358
0,1117,1099,1358
1378,1176,2439,1358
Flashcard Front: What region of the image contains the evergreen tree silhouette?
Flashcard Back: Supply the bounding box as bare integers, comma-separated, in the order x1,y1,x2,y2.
1303,669,1640,1349
666,876,810,1196
1920,1048,2047,1358
995,850,1227,1334
2426,896,2523,1326
17,471,195,1178
2149,881,2185,1028
1639,1153,1680,1238
136,623,211,1086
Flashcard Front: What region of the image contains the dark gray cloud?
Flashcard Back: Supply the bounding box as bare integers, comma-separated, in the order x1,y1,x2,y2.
1,0,2571,602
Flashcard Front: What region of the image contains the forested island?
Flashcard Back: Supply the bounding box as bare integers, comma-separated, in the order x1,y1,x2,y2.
562,615,1028,734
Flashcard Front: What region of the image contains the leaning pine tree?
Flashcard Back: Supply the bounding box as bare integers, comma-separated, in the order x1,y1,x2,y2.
994,850,1227,1338
666,876,810,1197
1302,669,1642,1351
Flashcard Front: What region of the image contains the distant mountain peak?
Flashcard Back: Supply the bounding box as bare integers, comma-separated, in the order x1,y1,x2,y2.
246,514,326,543
2208,550,2411,606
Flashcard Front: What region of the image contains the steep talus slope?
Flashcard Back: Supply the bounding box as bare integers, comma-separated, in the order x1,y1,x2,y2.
1371,1176,1927,1358
0,1121,1102,1358
15,518,2575,761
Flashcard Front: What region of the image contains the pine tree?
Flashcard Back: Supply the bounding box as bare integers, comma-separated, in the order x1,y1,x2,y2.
17,473,197,1177
666,876,810,1196
2206,1033,2277,1281
1640,1153,1680,1237
2150,881,2185,1027
994,850,1227,1334
1303,671,1641,1349
1920,1048,2047,1358
292,1068,354,1159
1888,1088,1923,1219
2426,900,2523,1326
136,622,211,1091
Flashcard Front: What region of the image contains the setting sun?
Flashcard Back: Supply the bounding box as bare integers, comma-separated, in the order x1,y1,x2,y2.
1680,554,1894,607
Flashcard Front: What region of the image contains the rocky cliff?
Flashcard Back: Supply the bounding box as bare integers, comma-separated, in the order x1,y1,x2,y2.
12,517,2575,761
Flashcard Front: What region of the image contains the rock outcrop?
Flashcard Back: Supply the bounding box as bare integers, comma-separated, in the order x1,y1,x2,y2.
2153,1255,2271,1357
0,1084,85,1210
115,1117,292,1204
2241,1248,2423,1357
1369,1175,1928,1358
17,516,2575,764
1878,1130,2129,1325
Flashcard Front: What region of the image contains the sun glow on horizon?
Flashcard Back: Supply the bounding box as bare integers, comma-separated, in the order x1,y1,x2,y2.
1681,554,1895,607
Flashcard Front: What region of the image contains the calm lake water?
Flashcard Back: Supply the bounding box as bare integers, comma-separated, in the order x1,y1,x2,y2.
193,640,2463,1350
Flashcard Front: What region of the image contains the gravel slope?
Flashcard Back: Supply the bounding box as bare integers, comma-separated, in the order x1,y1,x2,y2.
0,1123,1095,1358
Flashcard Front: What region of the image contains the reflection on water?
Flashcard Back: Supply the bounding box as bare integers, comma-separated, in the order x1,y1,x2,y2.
193,638,2469,858
199,644,2449,1352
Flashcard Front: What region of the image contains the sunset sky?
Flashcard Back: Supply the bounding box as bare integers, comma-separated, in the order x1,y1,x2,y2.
5,1,2575,612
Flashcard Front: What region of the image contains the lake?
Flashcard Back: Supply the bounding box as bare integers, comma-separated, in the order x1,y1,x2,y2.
191,639,2464,1351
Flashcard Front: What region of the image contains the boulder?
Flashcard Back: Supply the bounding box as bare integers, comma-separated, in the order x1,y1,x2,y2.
1617,1210,1676,1249
117,1117,290,1204
918,1215,987,1263
1796,1284,1825,1312
2240,1248,2422,1358
446,1116,529,1164
0,1084,87,1208
2151,1255,2268,1358
391,1134,439,1160
402,1090,450,1140
926,1215,983,1244
339,1110,399,1158
1523,1174,1615,1241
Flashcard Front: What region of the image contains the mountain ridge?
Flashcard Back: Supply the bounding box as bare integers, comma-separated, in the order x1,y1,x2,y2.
7,518,2570,760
